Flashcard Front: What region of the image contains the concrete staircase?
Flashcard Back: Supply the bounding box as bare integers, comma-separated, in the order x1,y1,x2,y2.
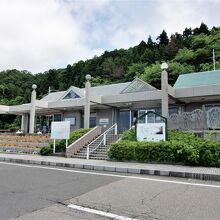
73,124,120,160
73,134,120,160
0,133,50,154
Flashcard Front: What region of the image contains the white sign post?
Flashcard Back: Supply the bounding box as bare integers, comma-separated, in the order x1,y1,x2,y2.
137,123,165,142
51,121,70,154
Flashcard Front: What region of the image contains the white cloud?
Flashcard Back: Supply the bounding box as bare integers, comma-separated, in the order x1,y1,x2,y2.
0,0,219,73
0,0,103,73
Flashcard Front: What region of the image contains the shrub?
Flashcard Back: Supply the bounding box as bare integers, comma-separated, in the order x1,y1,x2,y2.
40,146,53,156
121,128,136,141
108,130,220,167
40,128,91,156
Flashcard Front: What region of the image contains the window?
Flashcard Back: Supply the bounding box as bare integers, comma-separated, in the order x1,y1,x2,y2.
204,104,220,111
90,117,96,128
53,114,62,121
64,117,76,125
169,106,177,115
63,90,80,99
138,109,155,123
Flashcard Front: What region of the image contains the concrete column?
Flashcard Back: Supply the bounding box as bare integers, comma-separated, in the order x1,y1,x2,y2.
84,75,91,128
29,84,37,133
21,114,28,133
161,65,169,118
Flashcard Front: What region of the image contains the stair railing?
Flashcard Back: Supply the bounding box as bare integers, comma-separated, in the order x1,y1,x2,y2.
86,123,117,160
66,126,101,158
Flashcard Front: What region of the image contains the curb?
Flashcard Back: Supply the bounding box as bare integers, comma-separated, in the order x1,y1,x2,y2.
0,157,220,181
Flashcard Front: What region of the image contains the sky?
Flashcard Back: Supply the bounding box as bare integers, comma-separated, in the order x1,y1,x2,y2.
0,0,219,73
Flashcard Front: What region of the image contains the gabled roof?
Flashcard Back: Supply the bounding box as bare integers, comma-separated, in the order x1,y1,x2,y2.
40,77,157,102
41,91,66,102
59,86,84,100
174,70,220,89
120,77,157,94
89,82,131,96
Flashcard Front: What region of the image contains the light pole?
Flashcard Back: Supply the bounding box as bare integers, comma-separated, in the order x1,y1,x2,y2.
84,74,91,128
29,84,37,133
161,63,169,118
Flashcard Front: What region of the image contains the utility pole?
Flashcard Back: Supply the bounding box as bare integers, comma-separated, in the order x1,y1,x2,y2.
213,48,216,71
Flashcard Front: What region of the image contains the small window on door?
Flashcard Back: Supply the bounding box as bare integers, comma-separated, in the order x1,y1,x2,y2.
53,114,62,121
138,109,155,123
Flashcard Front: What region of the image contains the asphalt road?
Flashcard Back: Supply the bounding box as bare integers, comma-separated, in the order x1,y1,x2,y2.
0,162,220,220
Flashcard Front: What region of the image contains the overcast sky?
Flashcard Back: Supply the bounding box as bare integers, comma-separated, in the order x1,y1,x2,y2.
0,0,219,73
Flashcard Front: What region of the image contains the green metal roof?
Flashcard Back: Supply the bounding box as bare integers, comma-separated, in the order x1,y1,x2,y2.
174,70,220,89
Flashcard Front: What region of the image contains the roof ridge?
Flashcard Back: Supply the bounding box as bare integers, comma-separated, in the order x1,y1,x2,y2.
179,70,220,77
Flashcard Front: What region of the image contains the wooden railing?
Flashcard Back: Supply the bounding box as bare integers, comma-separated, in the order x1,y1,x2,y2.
65,126,102,158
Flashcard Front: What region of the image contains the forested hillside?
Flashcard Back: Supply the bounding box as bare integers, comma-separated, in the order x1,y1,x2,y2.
0,23,219,129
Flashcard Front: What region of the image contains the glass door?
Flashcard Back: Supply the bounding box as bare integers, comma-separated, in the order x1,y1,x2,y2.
138,109,155,123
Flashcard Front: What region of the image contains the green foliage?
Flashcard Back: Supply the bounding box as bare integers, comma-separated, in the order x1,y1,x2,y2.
140,61,193,88
121,128,136,141
69,128,91,143
140,62,161,88
90,76,111,86
174,48,195,64
40,146,53,156
108,130,220,167
125,63,147,81
40,128,91,156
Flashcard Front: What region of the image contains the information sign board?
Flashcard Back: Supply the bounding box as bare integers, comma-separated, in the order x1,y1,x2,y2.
99,118,109,125
51,121,70,140
137,123,165,142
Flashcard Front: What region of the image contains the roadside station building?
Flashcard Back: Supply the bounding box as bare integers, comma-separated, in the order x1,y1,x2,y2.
0,67,220,134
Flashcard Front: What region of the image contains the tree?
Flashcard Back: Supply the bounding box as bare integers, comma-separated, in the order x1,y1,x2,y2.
193,22,210,35
140,62,161,88
174,48,195,64
157,30,169,46
125,63,147,81
140,61,193,88
147,35,155,48
137,41,147,55
165,33,184,60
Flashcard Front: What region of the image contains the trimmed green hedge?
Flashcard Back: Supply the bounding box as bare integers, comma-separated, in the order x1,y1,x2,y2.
40,128,91,156
108,130,220,167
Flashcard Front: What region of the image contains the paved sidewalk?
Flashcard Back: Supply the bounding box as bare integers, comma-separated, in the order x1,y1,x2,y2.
0,153,220,181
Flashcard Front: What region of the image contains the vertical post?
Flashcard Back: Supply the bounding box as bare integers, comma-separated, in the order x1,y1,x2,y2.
53,139,56,154
129,110,132,129
66,139,68,148
213,48,216,71
21,114,28,133
29,84,37,133
103,133,106,145
161,63,169,119
114,124,117,135
84,74,91,129
86,146,89,160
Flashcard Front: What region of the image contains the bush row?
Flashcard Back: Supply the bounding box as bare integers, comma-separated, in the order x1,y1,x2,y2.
40,128,91,155
108,130,220,167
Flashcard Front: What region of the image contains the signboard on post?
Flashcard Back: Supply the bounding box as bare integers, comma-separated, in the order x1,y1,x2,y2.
51,121,70,154
137,123,165,142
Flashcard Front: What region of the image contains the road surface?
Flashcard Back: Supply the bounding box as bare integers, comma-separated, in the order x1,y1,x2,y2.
0,161,220,220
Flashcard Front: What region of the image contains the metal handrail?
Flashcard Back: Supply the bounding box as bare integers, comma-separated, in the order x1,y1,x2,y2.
86,123,117,159
90,139,104,154
87,123,117,148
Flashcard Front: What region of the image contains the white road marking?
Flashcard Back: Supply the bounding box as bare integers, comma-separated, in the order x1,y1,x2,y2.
0,161,220,188
68,204,137,220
